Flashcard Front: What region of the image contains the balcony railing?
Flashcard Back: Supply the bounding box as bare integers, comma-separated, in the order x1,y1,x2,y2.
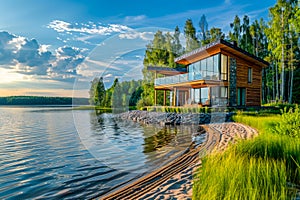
155,72,220,86
155,73,189,86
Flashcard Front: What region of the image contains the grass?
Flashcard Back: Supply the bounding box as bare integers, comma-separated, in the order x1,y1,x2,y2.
193,108,300,200
232,111,280,132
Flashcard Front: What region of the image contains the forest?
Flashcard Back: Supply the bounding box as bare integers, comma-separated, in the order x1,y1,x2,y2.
90,0,300,108
0,96,89,105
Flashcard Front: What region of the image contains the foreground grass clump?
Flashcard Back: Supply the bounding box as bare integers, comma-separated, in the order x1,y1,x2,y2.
193,151,290,199
193,109,300,199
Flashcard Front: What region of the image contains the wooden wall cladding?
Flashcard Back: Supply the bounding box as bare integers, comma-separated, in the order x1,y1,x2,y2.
236,58,262,106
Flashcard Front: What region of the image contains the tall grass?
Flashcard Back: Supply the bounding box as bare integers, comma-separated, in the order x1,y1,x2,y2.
232,112,280,132
193,110,300,199
193,152,290,199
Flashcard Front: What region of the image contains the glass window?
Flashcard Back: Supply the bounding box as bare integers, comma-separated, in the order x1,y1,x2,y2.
237,88,246,106
201,88,209,104
206,71,213,80
207,56,213,72
220,87,228,98
213,54,219,74
188,64,193,80
221,54,228,80
200,59,206,71
248,67,252,83
194,89,200,103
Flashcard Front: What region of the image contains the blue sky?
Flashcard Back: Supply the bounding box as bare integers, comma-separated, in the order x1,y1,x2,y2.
0,0,276,97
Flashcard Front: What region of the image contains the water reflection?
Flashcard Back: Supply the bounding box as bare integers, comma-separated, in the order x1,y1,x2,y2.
83,111,201,172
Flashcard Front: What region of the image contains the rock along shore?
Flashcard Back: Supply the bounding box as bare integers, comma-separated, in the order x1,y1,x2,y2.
117,110,233,125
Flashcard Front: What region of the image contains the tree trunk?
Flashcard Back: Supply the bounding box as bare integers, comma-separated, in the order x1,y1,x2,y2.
276,62,279,100
289,41,294,104
262,68,265,103
272,63,275,100
281,9,285,102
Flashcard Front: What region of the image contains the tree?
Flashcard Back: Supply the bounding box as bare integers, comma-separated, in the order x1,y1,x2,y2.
203,27,225,44
184,19,199,52
103,78,118,107
199,14,208,45
229,15,241,45
266,0,299,102
89,77,106,106
173,26,183,56
240,15,251,52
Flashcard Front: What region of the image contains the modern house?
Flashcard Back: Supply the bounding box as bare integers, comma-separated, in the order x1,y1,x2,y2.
149,39,269,107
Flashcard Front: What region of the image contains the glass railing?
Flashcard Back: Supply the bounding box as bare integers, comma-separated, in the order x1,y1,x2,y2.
154,72,221,86
155,73,189,85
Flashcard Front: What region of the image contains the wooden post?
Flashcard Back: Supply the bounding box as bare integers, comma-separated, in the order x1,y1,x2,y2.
173,88,177,106
154,90,157,105
163,90,166,106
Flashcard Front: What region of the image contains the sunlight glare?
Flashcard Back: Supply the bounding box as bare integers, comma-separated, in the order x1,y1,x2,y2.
0,68,24,83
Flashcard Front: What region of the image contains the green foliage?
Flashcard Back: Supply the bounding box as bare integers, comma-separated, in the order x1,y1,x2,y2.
89,77,143,111
112,79,143,112
0,96,88,105
143,30,178,68
89,77,106,106
184,19,199,52
103,78,118,107
273,105,300,137
194,112,300,199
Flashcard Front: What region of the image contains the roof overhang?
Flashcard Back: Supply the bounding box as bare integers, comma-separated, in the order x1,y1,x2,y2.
175,39,269,68
147,66,187,76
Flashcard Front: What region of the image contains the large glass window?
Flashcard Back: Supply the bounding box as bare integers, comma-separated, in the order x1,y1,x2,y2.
187,53,228,81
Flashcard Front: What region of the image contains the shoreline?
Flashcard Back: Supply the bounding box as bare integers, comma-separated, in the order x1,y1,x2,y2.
99,117,258,200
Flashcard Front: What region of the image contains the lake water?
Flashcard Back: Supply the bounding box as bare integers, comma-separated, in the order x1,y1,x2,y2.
0,107,202,199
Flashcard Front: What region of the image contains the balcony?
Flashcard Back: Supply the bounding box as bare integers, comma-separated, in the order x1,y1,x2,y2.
155,73,189,86
154,72,220,86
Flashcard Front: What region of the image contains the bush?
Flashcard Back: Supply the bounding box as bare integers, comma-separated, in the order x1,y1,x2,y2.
273,105,300,138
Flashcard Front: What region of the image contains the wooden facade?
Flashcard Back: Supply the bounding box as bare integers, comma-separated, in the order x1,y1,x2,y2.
150,39,268,107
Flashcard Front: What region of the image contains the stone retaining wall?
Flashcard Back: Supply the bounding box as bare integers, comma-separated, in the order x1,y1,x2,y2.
117,110,233,125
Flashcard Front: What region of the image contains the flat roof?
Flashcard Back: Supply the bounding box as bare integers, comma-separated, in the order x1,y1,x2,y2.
175,39,269,67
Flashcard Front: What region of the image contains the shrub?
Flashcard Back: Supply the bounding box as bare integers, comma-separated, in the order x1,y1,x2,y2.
273,105,300,138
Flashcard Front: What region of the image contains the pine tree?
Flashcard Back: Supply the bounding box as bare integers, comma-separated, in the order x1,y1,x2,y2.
199,14,208,45
173,26,183,56
229,15,241,44
184,19,199,52
89,77,106,106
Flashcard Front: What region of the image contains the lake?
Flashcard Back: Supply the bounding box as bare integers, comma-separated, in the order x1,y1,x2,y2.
0,107,202,199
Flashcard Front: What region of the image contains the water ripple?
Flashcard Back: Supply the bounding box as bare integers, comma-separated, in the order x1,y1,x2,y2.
0,107,202,199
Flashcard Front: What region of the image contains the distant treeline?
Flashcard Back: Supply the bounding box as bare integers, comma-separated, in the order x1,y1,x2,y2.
0,96,89,105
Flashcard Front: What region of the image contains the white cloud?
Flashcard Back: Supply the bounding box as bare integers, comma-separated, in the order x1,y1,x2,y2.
8,36,26,53
125,15,147,22
38,44,50,54
119,31,154,41
48,20,132,36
